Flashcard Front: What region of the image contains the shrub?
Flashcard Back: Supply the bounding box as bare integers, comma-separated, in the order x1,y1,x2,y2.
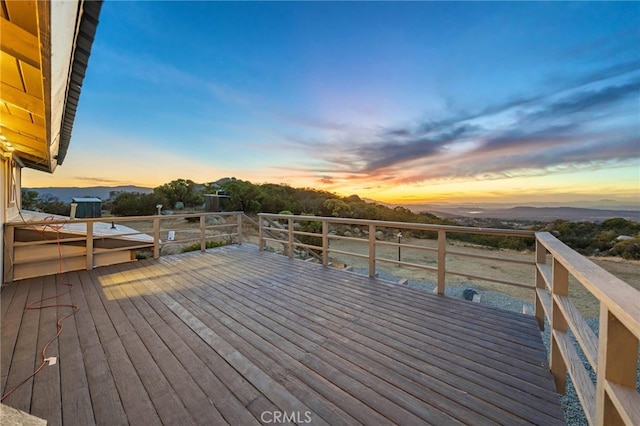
609,239,640,260
181,240,226,253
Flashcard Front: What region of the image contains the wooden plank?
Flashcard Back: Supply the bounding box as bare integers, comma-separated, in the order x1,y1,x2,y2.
30,275,62,425
0,114,46,139
168,248,564,424
0,282,18,324
93,267,201,425
225,248,548,360
0,81,44,116
553,329,596,424
536,287,552,325
536,232,640,337
596,305,639,425
100,265,227,426
158,257,463,426
111,263,261,426
605,382,640,426
0,16,41,69
227,266,562,420
76,270,161,425
148,258,379,425
554,294,598,369
120,263,329,426
3,245,566,424
172,260,513,425
55,274,95,426
69,271,128,425
228,257,548,378
1,281,28,391
1,276,44,411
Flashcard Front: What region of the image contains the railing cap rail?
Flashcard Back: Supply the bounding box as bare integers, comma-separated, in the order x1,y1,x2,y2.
257,213,536,238
536,231,640,336
6,211,244,227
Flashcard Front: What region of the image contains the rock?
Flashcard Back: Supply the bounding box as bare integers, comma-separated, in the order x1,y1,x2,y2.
344,231,353,237
463,288,478,301
375,230,384,240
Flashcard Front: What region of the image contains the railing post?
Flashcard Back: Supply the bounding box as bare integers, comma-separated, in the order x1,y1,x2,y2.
535,236,546,330
153,217,160,259
287,217,294,258
86,221,94,270
550,257,568,394
258,215,264,251
3,224,14,283
322,220,329,266
237,213,243,245
595,306,638,425
437,231,446,294
368,223,376,278
200,215,206,252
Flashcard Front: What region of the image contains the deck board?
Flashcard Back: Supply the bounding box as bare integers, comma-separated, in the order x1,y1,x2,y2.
1,244,565,425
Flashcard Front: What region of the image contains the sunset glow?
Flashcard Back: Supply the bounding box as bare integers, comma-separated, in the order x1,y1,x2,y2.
23,2,639,207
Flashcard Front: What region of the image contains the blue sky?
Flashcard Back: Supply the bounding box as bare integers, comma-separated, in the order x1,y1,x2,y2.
25,1,640,205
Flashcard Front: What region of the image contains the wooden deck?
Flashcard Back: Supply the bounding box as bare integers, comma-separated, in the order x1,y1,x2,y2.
1,244,565,425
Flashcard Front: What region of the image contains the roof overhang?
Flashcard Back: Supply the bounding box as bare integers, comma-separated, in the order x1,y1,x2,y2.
0,0,102,173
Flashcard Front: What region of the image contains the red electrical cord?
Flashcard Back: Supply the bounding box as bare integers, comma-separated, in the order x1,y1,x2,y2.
1,217,80,402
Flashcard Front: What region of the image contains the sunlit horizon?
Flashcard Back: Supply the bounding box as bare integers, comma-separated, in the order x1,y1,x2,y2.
22,2,639,208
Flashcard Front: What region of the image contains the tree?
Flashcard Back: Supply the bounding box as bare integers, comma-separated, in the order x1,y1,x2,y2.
221,179,263,213
21,189,39,210
322,198,351,217
154,179,202,209
111,192,168,216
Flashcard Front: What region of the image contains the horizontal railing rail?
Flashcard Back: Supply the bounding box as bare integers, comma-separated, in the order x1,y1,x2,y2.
257,213,536,293
257,213,639,425
4,211,244,282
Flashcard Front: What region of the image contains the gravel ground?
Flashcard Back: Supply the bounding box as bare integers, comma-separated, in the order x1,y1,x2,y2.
353,268,640,425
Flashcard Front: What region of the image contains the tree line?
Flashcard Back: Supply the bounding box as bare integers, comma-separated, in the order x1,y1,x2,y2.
21,179,640,259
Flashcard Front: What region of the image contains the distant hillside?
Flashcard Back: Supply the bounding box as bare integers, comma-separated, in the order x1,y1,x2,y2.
426,205,639,222
25,186,154,202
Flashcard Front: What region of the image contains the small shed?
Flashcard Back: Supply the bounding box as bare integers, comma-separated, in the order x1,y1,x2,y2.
71,197,102,218
204,191,231,212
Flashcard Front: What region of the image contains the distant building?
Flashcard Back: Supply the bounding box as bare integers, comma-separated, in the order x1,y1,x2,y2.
204,191,231,212
72,197,102,218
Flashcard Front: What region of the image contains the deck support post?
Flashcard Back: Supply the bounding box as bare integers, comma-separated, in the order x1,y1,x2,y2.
86,221,94,270
3,224,14,283
322,221,329,266
595,306,638,425
368,223,376,278
258,215,264,251
287,217,294,258
153,217,160,259
535,237,547,330
200,215,206,252
436,231,446,294
237,213,243,245
550,258,568,394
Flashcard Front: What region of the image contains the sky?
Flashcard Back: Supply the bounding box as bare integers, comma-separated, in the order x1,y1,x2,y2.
24,1,640,206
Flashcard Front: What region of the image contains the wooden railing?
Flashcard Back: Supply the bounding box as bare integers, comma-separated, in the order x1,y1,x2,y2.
5,211,638,424
257,213,639,425
4,211,244,282
535,232,639,426
257,213,537,293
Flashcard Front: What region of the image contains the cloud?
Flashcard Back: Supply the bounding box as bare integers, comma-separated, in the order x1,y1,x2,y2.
290,62,639,187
